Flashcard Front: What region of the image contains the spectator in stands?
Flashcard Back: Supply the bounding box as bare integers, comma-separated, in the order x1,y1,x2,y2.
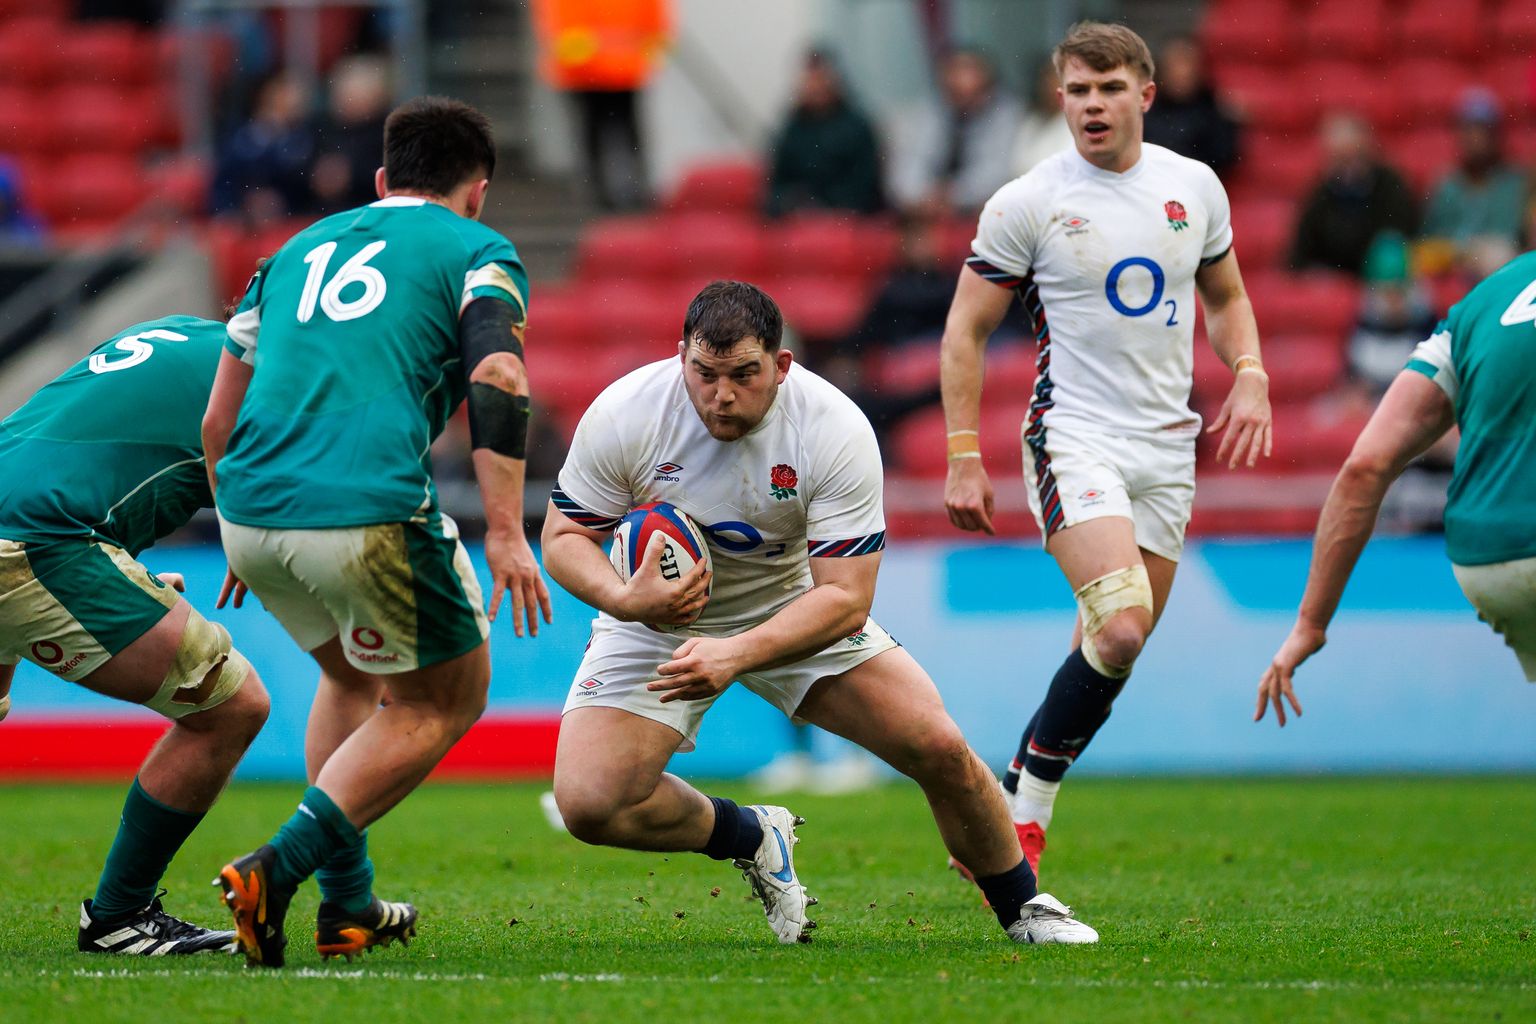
309,57,392,215
1418,89,1527,282
530,0,671,211
814,216,1027,447
1344,232,1439,403
0,159,46,246
889,48,1019,218
1011,58,1072,177
1290,112,1417,276
765,49,883,218
1142,36,1238,180
211,72,316,226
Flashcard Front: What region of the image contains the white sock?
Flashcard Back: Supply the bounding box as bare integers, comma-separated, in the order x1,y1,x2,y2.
1009,773,1061,831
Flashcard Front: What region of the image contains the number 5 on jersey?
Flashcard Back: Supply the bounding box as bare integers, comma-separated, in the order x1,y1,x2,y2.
298,240,389,323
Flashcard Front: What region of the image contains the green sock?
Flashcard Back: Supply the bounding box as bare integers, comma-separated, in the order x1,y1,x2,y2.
315,830,375,915
268,786,361,892
91,778,203,924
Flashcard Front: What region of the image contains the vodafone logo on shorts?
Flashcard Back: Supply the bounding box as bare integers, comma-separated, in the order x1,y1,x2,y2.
30,640,63,664
348,627,398,664
30,640,86,674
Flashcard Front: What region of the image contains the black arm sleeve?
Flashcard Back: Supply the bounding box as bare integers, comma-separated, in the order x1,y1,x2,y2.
460,297,530,459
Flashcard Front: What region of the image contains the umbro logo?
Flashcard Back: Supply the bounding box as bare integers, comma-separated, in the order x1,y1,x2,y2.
1063,216,1090,229
654,461,683,481
578,677,605,692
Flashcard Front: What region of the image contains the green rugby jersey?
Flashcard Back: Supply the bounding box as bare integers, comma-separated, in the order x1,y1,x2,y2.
215,197,529,529
0,315,222,555
1406,249,1536,565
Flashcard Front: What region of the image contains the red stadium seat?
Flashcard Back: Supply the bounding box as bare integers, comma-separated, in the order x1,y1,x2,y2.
1214,63,1315,135
867,337,942,394
0,18,66,88
1299,61,1399,132
30,153,149,226
663,212,765,281
587,281,685,354
664,160,764,213
1232,131,1322,196
57,23,157,87
0,85,44,154
767,213,883,279
145,153,209,217
1232,198,1295,271
524,284,599,351
1246,270,1360,340
575,215,679,282
1302,2,1389,62
1489,54,1536,116
1267,400,1370,471
535,344,654,418
1201,0,1296,66
44,85,158,154
1385,126,1459,195
1395,1,1489,61
1260,333,1346,403
1492,0,1536,54
1393,59,1477,126
765,274,871,342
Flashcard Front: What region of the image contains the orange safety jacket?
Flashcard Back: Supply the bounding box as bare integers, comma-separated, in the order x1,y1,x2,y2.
530,0,672,91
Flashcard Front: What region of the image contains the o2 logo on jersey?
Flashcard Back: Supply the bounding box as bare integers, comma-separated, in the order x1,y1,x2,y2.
698,519,788,559
1105,256,1178,327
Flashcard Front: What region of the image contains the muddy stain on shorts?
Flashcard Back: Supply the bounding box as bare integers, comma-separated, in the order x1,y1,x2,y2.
341,523,420,651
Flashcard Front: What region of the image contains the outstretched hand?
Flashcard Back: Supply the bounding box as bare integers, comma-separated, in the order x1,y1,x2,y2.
945,457,996,535
1208,371,1273,469
485,527,553,637
215,568,247,609
1255,622,1325,727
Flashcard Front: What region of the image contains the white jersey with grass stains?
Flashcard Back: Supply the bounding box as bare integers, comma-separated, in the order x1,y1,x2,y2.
553,358,887,634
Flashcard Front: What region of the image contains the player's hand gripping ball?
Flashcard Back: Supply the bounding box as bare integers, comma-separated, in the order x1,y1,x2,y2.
609,502,712,632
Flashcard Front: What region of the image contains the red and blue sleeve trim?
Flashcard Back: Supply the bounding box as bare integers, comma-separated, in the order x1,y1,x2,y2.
966,253,1024,290
807,531,886,557
551,487,623,531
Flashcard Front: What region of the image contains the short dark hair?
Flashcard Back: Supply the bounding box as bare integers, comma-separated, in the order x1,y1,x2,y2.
1053,21,1155,82
682,281,784,353
383,96,496,197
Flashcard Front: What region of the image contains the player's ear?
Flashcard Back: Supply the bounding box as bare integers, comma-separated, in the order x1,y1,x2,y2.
464,179,490,221
1141,78,1155,112
374,167,387,200
775,347,793,380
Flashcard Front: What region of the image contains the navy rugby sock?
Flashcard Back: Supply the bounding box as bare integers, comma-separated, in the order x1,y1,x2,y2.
975,860,1039,929
316,830,376,915
268,786,361,892
91,778,204,923
699,796,764,861
1019,647,1127,784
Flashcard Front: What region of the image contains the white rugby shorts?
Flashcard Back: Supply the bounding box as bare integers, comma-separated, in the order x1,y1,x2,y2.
562,615,898,750
1452,557,1536,681
1022,422,1196,562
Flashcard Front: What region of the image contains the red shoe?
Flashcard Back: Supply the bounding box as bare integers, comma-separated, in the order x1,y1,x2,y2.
1015,821,1047,879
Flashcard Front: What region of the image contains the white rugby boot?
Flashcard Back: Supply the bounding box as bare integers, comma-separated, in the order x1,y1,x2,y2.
734,804,817,944
1005,892,1099,944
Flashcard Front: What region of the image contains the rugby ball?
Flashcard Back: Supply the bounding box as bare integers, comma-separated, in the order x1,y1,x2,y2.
609,502,712,632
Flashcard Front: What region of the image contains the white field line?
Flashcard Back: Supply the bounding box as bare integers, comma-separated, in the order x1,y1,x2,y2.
49,968,1536,993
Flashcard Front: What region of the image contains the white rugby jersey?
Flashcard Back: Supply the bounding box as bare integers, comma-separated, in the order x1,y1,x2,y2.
969,143,1233,441
553,358,887,634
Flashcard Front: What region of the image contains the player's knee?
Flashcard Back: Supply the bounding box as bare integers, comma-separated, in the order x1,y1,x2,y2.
897,720,974,783
1088,612,1149,674
551,783,626,846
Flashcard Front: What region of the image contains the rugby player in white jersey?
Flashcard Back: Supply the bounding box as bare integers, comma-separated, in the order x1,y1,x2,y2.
940,23,1273,880
543,281,1097,945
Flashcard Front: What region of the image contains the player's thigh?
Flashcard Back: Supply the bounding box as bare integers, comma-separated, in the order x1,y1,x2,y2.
554,705,688,812
793,645,966,771
0,537,176,693
1046,515,1145,590
1452,558,1536,680
224,516,488,674
1024,427,1133,546
1126,437,1196,567
559,618,717,752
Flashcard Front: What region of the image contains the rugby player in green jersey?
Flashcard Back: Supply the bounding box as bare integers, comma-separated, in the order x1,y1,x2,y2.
202,97,550,968
1259,250,1536,722
0,316,269,955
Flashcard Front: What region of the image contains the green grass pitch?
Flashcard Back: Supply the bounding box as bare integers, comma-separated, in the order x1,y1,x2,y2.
1,777,1532,1023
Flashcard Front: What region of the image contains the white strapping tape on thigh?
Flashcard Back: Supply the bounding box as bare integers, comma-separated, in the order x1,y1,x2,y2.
144,612,250,720
1074,564,1153,678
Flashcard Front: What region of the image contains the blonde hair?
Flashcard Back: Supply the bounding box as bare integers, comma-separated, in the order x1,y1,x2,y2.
1053,21,1155,82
